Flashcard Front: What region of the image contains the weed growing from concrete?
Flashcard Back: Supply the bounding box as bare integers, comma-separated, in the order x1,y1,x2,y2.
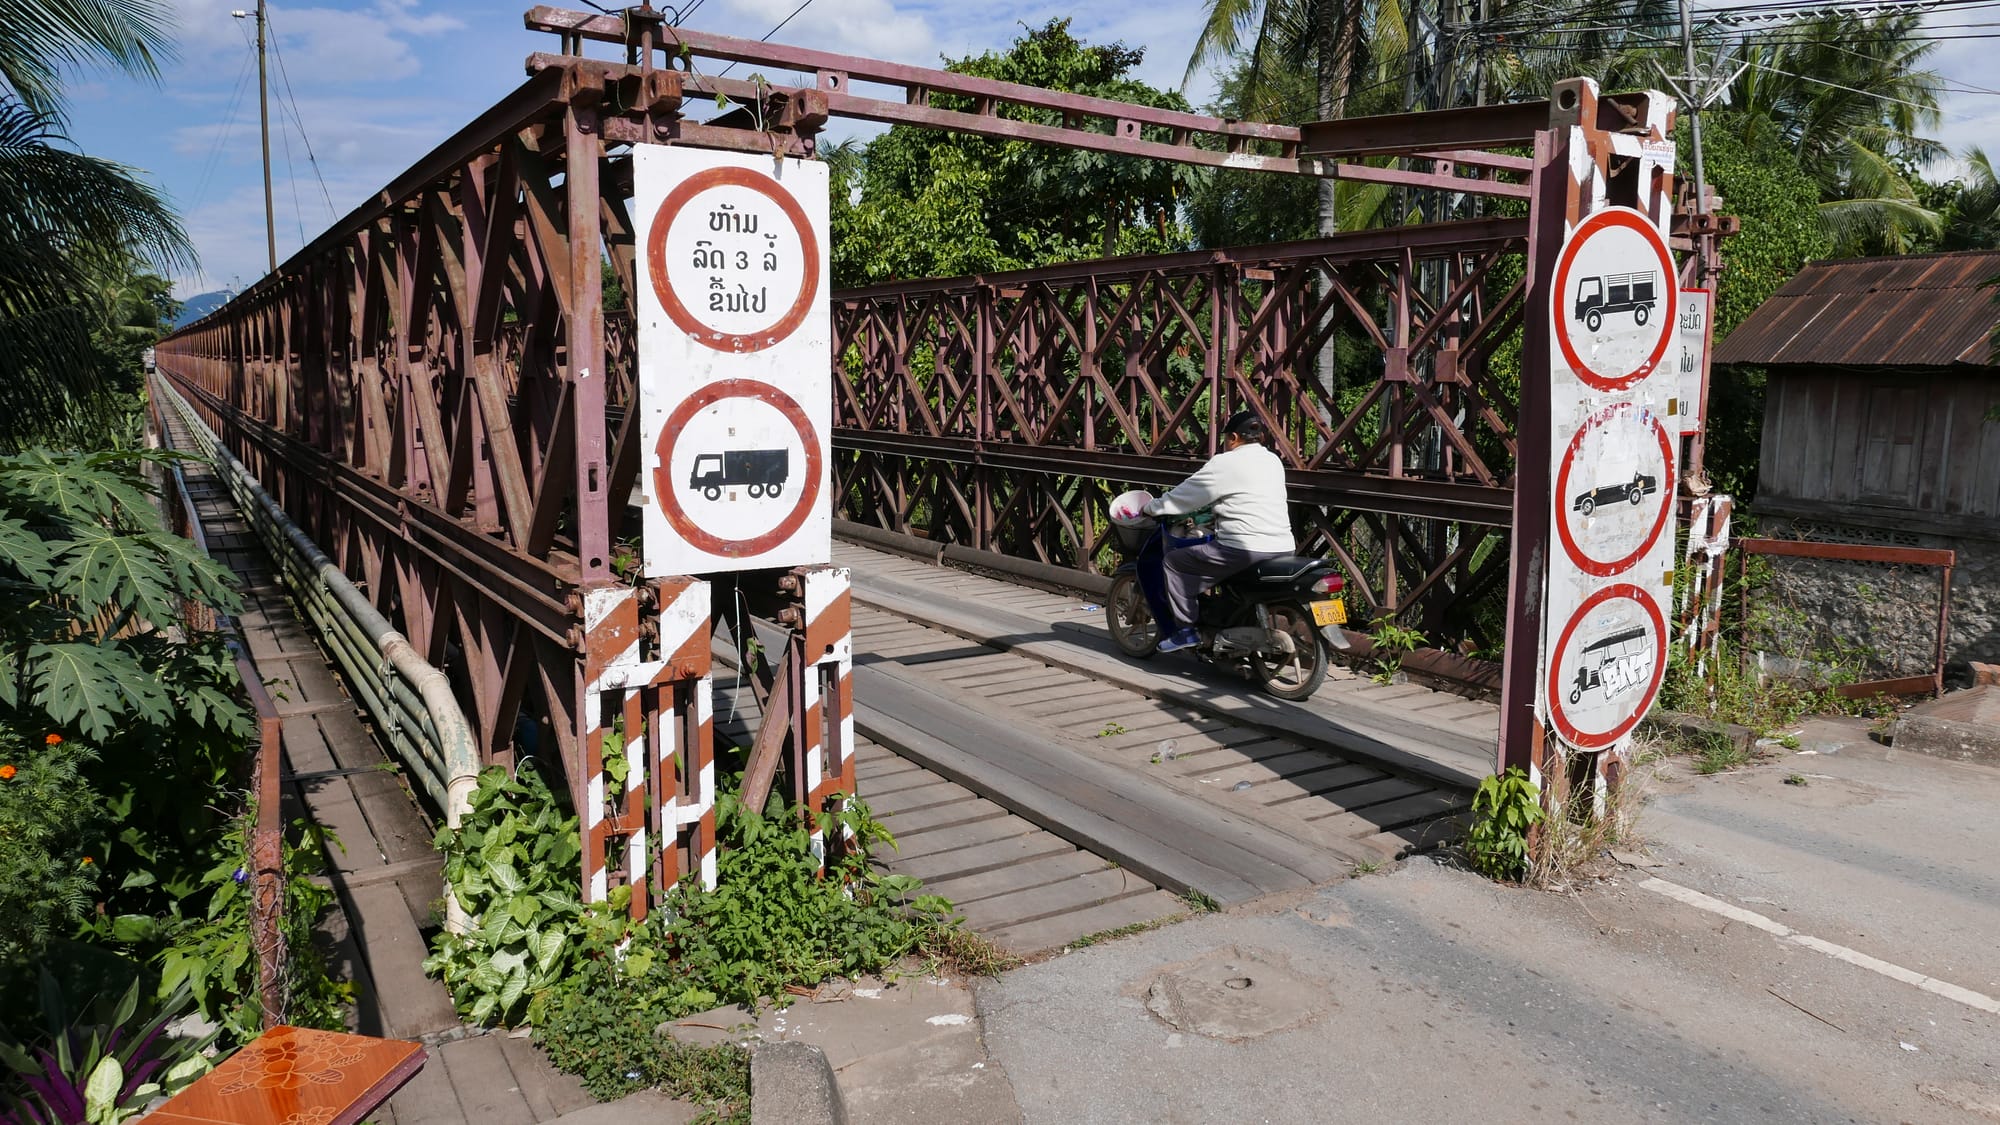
1529,749,1655,890
1350,859,1383,876
1464,768,1544,882
1690,729,1753,774
913,926,1022,978
1179,888,1219,912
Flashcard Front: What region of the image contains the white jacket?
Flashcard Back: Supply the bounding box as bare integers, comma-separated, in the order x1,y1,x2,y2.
1144,443,1296,554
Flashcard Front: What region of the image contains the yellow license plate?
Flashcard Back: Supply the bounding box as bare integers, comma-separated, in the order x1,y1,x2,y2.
1311,598,1346,627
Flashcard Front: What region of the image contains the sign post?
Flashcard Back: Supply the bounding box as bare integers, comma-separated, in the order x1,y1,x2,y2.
1499,79,1680,820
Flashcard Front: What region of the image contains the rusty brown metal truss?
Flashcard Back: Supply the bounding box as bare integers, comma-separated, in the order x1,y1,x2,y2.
831,219,1532,635
154,7,1715,861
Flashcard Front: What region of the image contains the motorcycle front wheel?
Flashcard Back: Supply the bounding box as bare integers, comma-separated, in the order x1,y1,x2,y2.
1253,601,1329,701
1106,574,1161,658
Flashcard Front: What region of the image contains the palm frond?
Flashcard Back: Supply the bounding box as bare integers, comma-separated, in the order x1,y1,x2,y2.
0,0,175,120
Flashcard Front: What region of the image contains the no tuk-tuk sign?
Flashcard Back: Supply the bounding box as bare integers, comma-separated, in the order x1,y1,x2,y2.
1540,204,1681,755
635,148,832,575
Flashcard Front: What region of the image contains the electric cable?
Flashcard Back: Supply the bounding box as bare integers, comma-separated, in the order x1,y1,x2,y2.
264,9,339,221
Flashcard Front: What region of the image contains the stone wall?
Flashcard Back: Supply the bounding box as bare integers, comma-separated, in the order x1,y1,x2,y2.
1752,516,2000,678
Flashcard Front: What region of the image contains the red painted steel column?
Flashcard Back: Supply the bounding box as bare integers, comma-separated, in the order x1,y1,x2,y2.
1497,121,1567,778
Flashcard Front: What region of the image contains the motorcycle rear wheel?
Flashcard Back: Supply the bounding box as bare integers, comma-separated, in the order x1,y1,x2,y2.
1106,574,1161,658
1253,601,1329,701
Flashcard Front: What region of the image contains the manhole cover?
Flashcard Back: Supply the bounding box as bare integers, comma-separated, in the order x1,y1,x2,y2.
1138,946,1333,1041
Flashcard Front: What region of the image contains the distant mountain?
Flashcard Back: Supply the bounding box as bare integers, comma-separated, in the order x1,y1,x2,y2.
172,290,233,328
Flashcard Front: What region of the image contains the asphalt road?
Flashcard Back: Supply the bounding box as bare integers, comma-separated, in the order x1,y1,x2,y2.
973,718,2000,1124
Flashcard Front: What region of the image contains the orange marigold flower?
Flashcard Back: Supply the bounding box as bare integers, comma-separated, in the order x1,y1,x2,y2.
0,765,15,780
44,733,61,746
81,857,93,865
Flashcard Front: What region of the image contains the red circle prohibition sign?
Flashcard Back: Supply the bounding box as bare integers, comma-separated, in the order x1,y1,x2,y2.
652,379,823,558
646,166,821,354
1555,402,1677,577
1547,583,1667,750
1553,207,1677,392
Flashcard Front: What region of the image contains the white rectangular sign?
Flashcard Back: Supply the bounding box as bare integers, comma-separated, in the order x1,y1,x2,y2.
1675,288,1712,437
634,146,831,577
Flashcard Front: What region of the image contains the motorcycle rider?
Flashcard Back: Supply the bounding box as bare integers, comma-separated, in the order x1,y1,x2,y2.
1143,409,1295,653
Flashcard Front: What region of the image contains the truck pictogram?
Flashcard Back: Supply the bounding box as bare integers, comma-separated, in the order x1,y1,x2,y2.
1573,271,1657,332
688,448,789,500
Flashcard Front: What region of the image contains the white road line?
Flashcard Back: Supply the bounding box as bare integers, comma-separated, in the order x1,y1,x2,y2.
1638,877,2000,1017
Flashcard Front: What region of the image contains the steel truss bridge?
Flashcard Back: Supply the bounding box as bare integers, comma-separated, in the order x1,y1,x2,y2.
156,4,1724,912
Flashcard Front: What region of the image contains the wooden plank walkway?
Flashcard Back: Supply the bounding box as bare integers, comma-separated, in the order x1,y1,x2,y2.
160,412,595,1124
711,671,1189,953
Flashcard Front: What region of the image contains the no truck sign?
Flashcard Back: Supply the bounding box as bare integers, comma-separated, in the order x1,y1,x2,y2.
634,147,832,575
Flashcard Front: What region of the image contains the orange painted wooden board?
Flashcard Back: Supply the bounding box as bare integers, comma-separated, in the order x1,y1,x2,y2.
149,1025,425,1125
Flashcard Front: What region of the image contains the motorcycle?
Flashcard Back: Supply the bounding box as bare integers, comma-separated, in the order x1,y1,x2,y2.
1102,508,1351,702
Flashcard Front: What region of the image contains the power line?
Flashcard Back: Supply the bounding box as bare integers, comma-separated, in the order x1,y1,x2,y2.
718,0,816,77
264,8,338,221
185,31,257,216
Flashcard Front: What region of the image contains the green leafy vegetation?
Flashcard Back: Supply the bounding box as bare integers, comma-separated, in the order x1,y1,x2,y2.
830,20,1200,288
423,766,587,1027
1366,618,1427,685
424,765,994,1113
1,450,350,1105
1464,768,1545,883
0,977,214,1125
148,821,354,1041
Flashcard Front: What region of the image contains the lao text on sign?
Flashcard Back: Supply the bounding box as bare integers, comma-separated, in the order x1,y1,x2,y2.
1675,288,1712,437
635,148,831,576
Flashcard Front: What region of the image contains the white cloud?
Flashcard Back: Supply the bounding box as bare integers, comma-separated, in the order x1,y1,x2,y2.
722,0,936,61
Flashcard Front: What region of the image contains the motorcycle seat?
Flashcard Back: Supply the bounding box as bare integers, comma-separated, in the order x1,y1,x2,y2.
1241,556,1324,583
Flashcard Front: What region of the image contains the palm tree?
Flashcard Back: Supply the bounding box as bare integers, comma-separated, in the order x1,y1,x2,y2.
1187,0,1414,244
0,0,173,121
0,0,189,451
1936,148,1998,252
1725,12,1943,255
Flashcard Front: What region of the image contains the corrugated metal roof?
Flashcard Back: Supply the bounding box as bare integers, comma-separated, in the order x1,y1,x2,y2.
1712,250,2000,369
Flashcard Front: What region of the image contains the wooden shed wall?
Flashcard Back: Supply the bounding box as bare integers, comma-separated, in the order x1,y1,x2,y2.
1758,369,2000,534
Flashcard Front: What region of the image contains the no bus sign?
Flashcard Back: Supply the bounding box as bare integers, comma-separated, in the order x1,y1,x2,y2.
635,148,831,576
1540,204,1681,753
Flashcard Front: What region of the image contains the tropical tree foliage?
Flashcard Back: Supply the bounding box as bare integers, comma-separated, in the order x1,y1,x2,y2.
1723,13,1944,256
832,20,1199,287
0,0,191,452
1918,148,2000,252
0,0,173,121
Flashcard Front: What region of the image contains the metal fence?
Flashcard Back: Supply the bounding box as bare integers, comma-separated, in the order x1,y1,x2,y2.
1738,536,1956,698
152,394,289,1027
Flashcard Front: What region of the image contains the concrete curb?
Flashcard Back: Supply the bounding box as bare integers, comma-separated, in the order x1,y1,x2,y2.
750,1042,845,1125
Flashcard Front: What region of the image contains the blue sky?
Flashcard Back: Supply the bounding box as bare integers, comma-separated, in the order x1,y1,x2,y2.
52,0,2000,299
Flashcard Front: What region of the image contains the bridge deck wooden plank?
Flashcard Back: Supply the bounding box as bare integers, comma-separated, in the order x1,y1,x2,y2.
983,891,1188,955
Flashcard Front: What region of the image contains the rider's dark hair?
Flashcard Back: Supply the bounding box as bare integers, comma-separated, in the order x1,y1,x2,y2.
1223,409,1267,443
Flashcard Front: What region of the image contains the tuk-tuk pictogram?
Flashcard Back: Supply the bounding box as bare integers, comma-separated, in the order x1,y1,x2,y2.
1566,626,1653,705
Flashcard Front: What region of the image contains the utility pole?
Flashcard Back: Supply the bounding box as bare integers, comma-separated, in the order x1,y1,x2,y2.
234,3,276,273
1680,0,1707,216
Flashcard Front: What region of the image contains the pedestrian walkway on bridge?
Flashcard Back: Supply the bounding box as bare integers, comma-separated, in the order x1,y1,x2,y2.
156,393,604,1124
